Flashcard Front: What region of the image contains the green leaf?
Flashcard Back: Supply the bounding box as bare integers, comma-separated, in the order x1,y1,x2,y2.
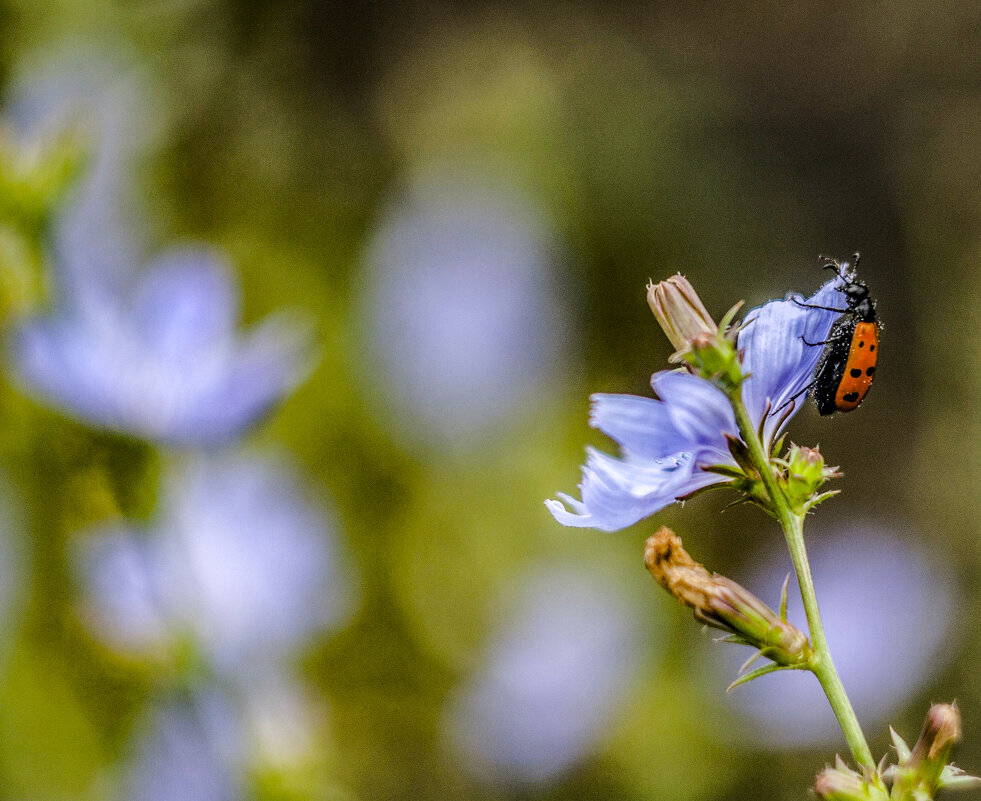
720,495,755,512
724,434,754,473
701,464,745,479
939,766,981,790
803,489,840,513
715,634,754,647
738,650,765,674
726,662,788,692
890,726,912,764
779,574,791,620
718,299,744,334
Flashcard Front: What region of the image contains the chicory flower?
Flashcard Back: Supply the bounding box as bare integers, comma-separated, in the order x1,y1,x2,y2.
77,451,355,676
547,274,848,531
11,247,311,447
444,564,645,785
126,688,244,801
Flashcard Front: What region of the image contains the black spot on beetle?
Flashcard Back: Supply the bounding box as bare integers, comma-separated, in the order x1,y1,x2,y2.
850,368,862,378
858,341,865,347
869,344,875,351
866,366,875,376
842,392,859,403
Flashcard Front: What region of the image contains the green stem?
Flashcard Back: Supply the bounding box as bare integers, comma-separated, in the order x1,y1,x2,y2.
730,391,876,771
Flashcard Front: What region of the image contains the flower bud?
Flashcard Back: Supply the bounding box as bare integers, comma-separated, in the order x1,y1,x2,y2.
782,444,840,512
647,275,743,388
912,703,961,763
886,704,980,797
813,763,889,801
644,527,810,667
907,704,961,789
648,275,717,354
0,125,85,318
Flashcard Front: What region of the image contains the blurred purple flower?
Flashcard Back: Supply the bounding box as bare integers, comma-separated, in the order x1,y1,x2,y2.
445,565,645,785
547,274,847,531
362,167,568,451
78,452,355,675
126,689,244,801
125,669,322,801
717,525,954,747
234,667,322,770
12,248,311,447
7,48,159,294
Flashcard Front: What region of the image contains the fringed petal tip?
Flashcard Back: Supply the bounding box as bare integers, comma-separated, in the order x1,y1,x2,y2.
545,496,595,528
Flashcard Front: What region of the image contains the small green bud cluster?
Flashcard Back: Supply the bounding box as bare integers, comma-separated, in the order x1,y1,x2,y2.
813,705,980,801
813,758,889,801
884,704,980,800
647,275,744,391
777,444,841,515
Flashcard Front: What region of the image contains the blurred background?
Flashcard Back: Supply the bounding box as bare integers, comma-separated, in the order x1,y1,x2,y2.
0,2,979,800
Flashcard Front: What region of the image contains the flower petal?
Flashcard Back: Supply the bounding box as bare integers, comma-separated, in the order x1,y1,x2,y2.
589,393,689,460
9,251,311,447
164,315,314,447
76,526,173,653
546,448,720,531
133,248,237,358
12,315,121,425
160,453,352,674
650,371,737,455
739,275,845,443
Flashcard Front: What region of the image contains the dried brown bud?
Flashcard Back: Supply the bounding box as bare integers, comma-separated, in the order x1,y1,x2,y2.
644,527,810,667
644,526,715,608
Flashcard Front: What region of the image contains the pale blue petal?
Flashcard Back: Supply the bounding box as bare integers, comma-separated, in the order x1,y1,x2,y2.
77,527,173,654
127,690,244,801
133,248,236,359
589,394,689,460
546,448,721,531
12,315,122,424
9,250,311,446
650,371,737,453
445,566,644,784
170,316,313,447
158,453,354,674
740,275,845,443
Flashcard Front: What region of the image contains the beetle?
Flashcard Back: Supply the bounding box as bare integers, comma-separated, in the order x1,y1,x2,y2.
792,254,879,415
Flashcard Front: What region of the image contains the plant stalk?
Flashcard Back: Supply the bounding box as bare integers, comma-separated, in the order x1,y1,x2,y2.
729,392,876,771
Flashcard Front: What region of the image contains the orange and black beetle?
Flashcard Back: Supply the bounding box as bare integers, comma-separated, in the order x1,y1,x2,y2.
795,254,879,415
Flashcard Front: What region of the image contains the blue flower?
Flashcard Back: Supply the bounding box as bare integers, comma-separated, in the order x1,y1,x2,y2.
7,48,160,298
362,167,566,452
11,247,311,447
444,564,645,785
126,688,244,801
125,670,323,800
77,451,356,676
546,275,847,531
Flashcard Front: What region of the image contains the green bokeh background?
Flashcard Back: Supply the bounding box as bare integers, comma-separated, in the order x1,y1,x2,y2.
1,2,980,800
